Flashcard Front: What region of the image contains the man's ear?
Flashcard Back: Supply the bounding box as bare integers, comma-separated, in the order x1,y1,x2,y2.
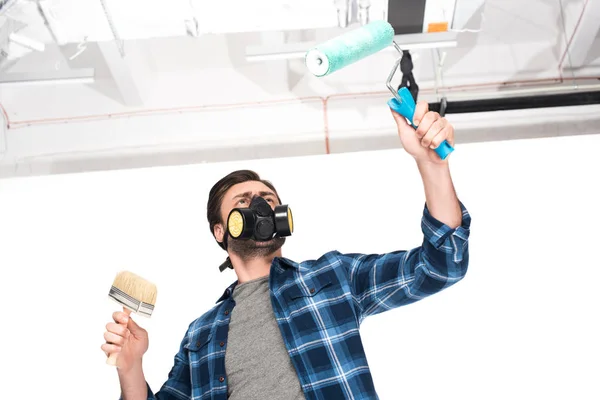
214,223,225,243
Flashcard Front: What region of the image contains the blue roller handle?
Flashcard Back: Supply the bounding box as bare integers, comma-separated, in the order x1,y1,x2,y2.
387,87,454,160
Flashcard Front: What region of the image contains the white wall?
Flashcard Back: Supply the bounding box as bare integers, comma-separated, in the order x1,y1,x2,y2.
0,133,599,399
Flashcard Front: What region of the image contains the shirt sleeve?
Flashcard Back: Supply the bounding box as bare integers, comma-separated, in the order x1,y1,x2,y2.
118,328,192,400
338,201,471,321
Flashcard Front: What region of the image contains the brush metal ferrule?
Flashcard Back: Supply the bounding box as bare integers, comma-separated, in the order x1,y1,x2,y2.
109,286,154,317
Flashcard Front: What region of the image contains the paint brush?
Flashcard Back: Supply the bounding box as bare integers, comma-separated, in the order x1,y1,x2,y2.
106,270,157,366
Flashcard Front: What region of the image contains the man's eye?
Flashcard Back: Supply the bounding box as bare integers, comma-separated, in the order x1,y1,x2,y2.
266,198,274,203
238,199,247,205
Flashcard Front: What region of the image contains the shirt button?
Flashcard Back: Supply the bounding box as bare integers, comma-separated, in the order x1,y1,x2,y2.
310,288,315,294
219,376,225,382
220,341,225,347
225,310,229,315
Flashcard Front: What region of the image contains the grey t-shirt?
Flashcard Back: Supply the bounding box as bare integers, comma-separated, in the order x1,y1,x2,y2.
225,275,305,400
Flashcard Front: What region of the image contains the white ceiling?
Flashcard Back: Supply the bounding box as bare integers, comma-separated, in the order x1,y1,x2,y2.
1,1,598,89
0,0,599,178
2,0,597,104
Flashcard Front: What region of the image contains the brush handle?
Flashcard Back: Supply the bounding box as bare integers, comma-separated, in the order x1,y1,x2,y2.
106,307,131,367
388,87,454,160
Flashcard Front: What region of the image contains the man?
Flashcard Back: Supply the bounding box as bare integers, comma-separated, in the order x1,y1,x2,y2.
102,100,471,399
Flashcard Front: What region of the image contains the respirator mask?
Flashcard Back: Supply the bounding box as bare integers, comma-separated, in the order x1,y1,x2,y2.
218,196,294,272
227,196,293,241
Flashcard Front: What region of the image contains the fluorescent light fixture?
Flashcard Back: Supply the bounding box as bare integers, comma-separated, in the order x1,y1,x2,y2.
0,69,95,86
9,33,46,52
246,50,309,62
0,77,95,86
246,31,458,62
395,40,457,50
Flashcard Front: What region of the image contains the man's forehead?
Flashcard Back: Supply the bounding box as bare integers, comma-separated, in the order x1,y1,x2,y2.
227,181,275,198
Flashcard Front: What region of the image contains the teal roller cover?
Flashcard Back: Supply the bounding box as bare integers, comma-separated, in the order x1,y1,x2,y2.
388,87,454,160
305,20,395,77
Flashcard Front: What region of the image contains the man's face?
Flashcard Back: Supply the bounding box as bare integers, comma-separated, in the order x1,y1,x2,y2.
214,180,285,258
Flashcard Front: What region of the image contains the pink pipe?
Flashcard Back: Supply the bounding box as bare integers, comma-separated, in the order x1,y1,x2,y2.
557,0,590,78
1,75,598,157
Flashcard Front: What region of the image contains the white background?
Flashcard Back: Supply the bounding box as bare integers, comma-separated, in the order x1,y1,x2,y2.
1,133,599,399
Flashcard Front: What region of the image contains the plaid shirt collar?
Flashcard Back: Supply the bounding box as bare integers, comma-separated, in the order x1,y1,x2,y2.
215,256,299,303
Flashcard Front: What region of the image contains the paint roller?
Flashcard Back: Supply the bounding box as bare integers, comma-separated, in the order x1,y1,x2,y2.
305,20,454,160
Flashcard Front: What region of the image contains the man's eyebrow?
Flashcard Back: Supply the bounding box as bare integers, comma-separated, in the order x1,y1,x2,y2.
231,191,277,201
232,191,252,200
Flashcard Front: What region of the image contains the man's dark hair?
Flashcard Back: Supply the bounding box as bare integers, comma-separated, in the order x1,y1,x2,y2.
207,169,281,250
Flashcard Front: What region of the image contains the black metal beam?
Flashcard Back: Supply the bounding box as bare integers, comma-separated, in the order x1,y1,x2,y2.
428,90,600,115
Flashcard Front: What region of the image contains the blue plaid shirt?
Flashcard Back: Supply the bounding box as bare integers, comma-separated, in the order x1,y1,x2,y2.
137,202,470,399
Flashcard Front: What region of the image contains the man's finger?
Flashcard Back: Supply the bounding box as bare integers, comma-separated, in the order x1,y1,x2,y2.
413,101,429,126
113,311,129,325
415,111,440,139
430,126,454,149
390,107,407,123
106,322,129,337
390,108,419,140
101,343,121,355
420,119,446,148
127,315,144,335
104,331,127,346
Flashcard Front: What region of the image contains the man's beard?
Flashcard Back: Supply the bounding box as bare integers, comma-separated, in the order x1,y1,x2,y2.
226,235,285,259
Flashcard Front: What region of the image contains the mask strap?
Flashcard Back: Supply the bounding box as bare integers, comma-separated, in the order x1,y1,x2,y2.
222,231,229,249
218,229,233,272
219,257,233,272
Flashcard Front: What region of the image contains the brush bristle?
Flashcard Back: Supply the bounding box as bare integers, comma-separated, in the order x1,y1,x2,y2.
112,271,157,305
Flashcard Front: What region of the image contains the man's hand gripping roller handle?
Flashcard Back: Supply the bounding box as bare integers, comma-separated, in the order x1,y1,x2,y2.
388,87,454,161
